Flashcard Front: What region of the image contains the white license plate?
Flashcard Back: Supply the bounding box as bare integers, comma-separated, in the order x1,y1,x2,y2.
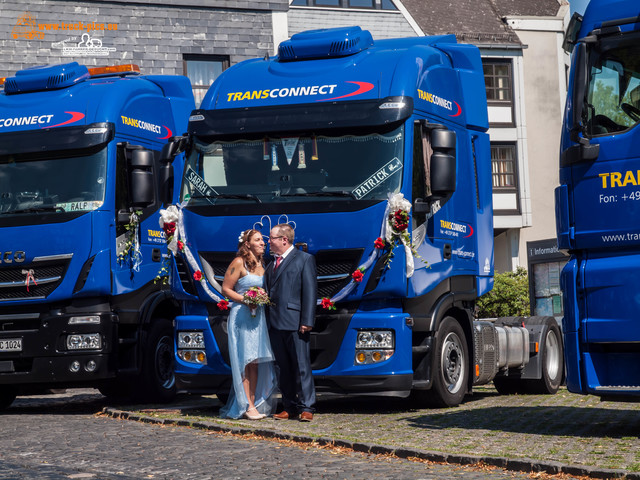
0,338,22,352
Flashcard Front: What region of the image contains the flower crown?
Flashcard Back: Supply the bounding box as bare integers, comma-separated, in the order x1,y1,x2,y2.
238,229,252,244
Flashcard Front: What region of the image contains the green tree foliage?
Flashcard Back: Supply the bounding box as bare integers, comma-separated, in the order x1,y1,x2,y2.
590,80,632,127
476,266,530,318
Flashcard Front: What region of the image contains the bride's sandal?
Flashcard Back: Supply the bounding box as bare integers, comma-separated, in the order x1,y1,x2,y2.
244,407,266,420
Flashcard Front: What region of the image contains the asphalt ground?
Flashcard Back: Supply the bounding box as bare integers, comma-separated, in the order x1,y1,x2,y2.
104,386,640,480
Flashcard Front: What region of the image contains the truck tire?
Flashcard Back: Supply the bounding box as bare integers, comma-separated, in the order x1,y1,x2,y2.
137,318,176,402
427,316,469,407
0,389,16,410
525,317,563,394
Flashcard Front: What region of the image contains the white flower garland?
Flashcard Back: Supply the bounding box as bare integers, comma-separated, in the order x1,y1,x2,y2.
159,203,224,303
161,193,419,309
317,193,417,307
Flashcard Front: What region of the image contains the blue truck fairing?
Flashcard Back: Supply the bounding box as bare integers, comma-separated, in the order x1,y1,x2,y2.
557,1,640,397
173,27,492,398
0,62,194,400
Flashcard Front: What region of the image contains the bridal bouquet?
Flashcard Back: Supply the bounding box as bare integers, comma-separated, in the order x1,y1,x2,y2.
243,287,272,317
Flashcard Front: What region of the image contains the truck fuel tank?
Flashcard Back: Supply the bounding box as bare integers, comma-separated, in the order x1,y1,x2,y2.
473,321,529,385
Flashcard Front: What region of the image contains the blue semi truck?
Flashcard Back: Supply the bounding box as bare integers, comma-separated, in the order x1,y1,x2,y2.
0,62,194,409
557,0,640,398
165,27,564,407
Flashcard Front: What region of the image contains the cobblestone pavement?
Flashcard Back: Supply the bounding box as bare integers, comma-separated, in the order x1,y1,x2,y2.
112,386,640,479
0,390,566,480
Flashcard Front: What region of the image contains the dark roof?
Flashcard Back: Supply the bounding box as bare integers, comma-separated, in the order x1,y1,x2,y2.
493,0,563,17
401,0,565,46
401,0,521,45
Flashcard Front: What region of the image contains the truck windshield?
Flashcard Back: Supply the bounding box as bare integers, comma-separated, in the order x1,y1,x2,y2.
182,125,404,205
586,33,640,136
0,149,107,215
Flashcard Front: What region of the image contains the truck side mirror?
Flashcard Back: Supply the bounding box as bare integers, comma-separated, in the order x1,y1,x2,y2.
159,163,174,206
160,135,188,163
566,41,600,164
130,149,155,207
430,128,456,196
571,42,588,138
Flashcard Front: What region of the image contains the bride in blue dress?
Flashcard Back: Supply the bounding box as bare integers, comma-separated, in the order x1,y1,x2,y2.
220,229,277,420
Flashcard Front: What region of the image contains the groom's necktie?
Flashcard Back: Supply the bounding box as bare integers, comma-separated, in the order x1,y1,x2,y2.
274,256,282,270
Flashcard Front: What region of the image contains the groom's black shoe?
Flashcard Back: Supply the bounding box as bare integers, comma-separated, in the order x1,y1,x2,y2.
273,410,297,420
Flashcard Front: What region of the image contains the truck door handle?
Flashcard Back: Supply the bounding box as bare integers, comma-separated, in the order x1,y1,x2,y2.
443,244,452,260
152,248,162,262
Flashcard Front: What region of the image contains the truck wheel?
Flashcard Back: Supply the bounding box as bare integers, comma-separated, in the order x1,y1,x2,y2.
0,389,16,410
526,318,563,394
429,316,469,407
138,318,176,403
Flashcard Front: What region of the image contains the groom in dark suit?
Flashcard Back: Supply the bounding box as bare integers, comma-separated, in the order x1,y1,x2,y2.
265,223,317,421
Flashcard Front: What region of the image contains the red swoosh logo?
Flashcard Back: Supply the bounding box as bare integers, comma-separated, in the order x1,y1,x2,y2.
319,81,374,101
47,111,85,128
464,225,474,238
158,125,172,140
449,101,462,117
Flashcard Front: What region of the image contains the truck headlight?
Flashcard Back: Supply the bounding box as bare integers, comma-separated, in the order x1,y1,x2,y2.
66,333,101,350
354,330,394,365
178,331,205,349
177,350,207,364
68,315,101,325
356,330,394,349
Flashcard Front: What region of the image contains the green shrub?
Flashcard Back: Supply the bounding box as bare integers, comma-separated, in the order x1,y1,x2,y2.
476,266,530,318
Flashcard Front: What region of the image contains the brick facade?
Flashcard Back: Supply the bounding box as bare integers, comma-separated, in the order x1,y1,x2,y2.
1,0,287,76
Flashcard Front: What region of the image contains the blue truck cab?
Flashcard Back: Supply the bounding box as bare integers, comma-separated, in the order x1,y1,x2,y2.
0,62,194,409
168,27,562,407
557,0,640,398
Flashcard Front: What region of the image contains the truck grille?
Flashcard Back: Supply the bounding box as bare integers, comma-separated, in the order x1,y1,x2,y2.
0,254,71,301
174,255,198,296
315,249,364,299
199,248,364,300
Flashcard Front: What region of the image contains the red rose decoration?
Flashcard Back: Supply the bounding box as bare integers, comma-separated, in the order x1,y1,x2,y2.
163,222,176,236
374,237,385,249
391,210,409,231
177,240,184,251
352,269,364,283
217,299,229,310
193,270,203,281
321,297,335,310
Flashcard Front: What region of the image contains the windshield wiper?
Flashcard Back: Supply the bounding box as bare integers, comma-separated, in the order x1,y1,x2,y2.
2,205,65,215
280,190,357,200
192,193,262,203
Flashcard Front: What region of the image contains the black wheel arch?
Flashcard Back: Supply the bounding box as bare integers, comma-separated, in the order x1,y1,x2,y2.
405,275,477,394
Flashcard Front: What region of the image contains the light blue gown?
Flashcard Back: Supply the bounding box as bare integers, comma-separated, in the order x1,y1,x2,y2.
219,273,277,419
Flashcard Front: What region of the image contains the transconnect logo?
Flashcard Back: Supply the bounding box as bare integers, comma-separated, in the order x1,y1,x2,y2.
440,219,474,238
225,81,374,103
120,115,172,139
0,111,84,129
417,88,461,117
